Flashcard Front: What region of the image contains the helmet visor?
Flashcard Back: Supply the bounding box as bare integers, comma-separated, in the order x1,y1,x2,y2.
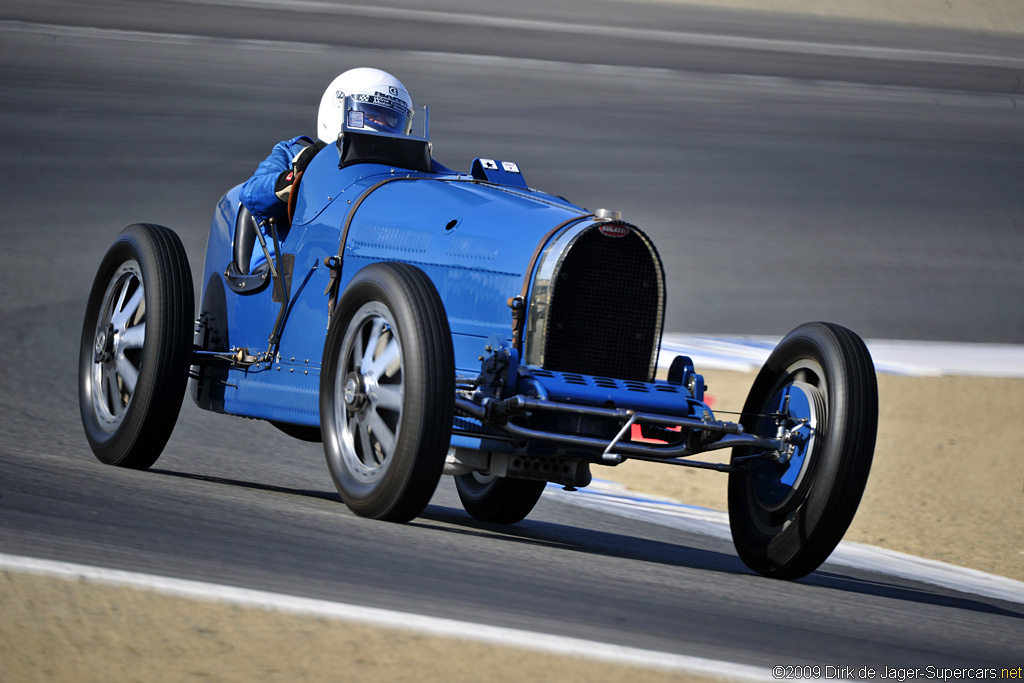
345,91,413,135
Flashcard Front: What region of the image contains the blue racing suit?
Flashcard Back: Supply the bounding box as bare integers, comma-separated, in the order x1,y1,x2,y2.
240,135,315,222
239,135,316,270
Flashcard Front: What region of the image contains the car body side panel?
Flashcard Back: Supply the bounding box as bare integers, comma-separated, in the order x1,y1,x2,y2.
340,175,587,375
193,156,589,426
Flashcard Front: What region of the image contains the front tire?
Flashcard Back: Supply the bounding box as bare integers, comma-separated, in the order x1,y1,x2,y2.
78,224,194,469
728,322,877,580
320,262,454,522
455,473,546,524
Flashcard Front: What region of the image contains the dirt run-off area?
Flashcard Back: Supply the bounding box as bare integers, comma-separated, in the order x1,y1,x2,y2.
604,370,1024,583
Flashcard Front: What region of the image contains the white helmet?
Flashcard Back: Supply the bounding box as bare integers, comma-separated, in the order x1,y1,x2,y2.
316,68,414,143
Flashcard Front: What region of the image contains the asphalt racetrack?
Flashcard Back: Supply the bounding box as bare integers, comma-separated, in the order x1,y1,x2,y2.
1,0,1023,678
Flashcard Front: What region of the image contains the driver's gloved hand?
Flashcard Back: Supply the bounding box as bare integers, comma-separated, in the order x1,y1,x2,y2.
292,141,326,175
276,141,328,203
274,169,296,203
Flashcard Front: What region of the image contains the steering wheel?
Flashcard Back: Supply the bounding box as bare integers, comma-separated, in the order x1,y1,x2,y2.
287,168,303,225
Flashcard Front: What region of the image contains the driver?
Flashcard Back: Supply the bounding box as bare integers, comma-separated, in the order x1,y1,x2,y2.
239,67,415,224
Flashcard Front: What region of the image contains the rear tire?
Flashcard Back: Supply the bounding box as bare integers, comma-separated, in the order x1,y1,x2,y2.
455,473,545,524
728,322,877,580
79,224,194,469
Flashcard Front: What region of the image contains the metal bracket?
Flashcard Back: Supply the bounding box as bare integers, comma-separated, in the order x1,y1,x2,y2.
323,255,342,322
602,411,637,463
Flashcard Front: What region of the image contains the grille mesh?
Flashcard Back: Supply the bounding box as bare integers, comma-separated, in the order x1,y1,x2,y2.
543,227,662,382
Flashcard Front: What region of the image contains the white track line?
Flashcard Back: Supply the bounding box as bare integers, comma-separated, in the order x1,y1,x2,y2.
554,482,1024,606
661,335,1024,377
0,551,774,682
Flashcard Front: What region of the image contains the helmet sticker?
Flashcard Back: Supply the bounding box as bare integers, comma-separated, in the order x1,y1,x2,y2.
347,110,365,128
353,91,412,118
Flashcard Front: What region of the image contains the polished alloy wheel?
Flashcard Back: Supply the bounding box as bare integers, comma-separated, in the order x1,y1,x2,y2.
90,260,147,432
334,302,405,485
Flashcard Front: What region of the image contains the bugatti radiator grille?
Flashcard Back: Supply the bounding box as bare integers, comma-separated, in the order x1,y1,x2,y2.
540,225,664,382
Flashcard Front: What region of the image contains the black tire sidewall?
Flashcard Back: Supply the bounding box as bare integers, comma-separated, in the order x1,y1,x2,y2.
78,224,194,468
320,262,454,521
454,474,546,524
728,322,877,579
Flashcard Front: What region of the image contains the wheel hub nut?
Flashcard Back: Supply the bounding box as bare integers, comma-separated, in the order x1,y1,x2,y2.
94,323,115,363
343,373,367,411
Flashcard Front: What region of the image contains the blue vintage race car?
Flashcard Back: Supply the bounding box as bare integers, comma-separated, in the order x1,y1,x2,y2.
79,111,878,580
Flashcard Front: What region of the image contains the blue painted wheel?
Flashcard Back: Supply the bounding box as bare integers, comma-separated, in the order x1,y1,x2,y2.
728,322,877,580
746,381,825,512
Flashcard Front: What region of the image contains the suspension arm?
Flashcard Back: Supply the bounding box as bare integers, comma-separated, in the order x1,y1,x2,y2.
454,395,784,462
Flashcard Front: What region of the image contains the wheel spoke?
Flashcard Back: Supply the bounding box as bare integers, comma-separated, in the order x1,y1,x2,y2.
361,317,385,371
112,278,131,321
102,366,122,416
367,336,401,379
357,420,376,467
116,355,139,394
120,322,146,350
366,409,396,457
112,285,143,330
373,383,403,412
351,325,365,374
